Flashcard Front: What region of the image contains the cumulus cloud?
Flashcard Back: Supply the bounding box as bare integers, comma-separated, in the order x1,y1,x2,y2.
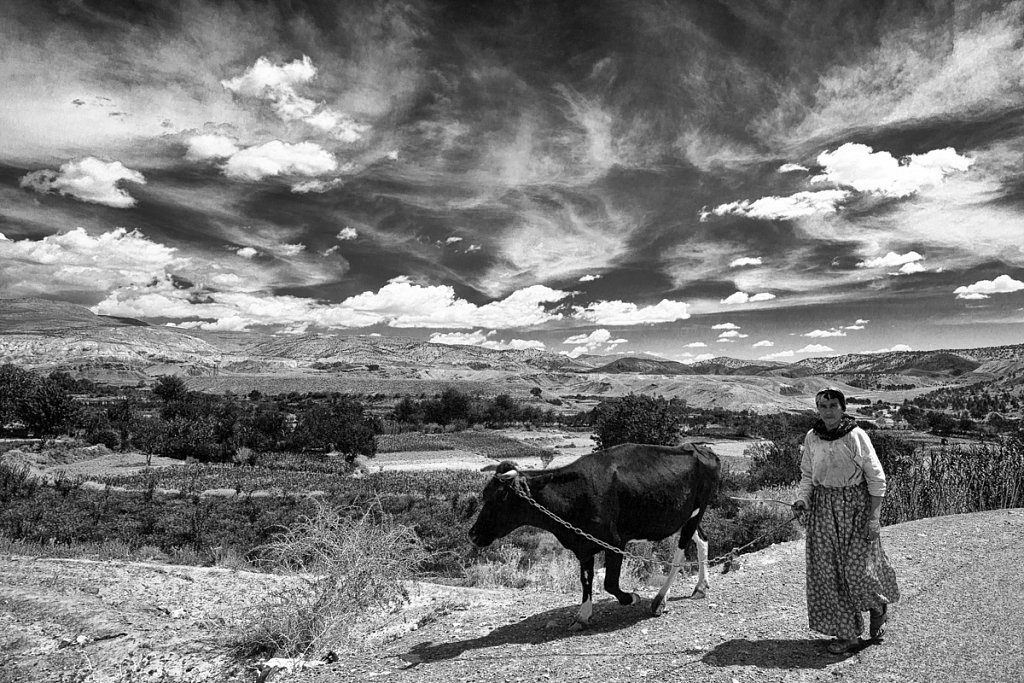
760,350,795,360
93,277,570,331
712,322,740,330
798,344,834,354
753,340,774,347
803,328,846,338
898,262,926,275
954,274,1024,299
870,344,913,353
857,251,927,276
717,330,748,339
236,247,259,259
0,228,180,297
429,329,546,351
185,134,239,161
729,257,763,268
20,158,145,208
579,274,602,282
704,190,848,221
562,328,628,357
707,145,974,223
222,140,337,181
857,251,924,268
337,227,358,241
684,342,707,348
221,55,367,142
813,144,974,199
573,299,690,325
778,163,808,173
292,178,343,194
721,291,776,305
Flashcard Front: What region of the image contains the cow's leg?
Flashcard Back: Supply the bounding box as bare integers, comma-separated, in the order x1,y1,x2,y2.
575,554,595,626
690,526,709,599
651,525,709,616
650,544,683,616
603,551,641,607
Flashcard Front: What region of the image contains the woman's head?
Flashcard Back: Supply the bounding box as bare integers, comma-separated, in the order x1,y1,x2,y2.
815,388,846,428
815,387,847,411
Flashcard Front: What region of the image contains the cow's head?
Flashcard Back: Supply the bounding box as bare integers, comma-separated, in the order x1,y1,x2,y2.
468,461,526,547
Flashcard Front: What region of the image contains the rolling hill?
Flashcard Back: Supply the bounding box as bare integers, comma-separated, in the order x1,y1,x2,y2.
2,297,1022,412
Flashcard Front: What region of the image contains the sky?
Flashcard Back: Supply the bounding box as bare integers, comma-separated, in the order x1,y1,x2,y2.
2,0,1024,363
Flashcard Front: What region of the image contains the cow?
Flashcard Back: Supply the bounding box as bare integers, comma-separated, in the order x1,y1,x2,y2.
468,442,720,626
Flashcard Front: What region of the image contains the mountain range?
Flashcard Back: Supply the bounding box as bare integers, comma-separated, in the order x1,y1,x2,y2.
2,298,1022,412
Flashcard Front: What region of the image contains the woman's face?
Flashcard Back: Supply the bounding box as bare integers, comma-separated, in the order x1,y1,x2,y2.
816,396,844,428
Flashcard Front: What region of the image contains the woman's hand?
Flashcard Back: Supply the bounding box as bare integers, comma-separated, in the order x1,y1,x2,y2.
865,519,881,541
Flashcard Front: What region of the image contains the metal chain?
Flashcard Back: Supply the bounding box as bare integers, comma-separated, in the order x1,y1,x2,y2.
507,479,798,571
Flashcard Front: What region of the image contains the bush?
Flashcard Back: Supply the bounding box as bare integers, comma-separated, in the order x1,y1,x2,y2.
591,393,681,450
746,440,801,489
235,500,429,657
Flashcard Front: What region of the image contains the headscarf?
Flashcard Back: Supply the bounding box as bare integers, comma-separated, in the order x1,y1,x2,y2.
812,414,858,441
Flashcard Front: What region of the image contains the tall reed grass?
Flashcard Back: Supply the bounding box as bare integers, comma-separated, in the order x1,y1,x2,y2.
882,437,1024,524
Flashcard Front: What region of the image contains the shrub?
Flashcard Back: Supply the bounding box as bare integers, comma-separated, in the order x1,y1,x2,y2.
745,440,801,489
591,393,681,450
235,500,429,657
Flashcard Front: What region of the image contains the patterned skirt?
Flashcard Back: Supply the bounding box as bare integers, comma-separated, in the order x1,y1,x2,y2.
805,484,900,639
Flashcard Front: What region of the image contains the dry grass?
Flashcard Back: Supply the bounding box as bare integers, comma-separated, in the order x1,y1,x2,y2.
232,500,429,658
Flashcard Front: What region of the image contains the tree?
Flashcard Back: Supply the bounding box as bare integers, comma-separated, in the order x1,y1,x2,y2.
590,393,680,451
20,378,80,437
152,375,188,403
292,398,380,459
0,364,38,428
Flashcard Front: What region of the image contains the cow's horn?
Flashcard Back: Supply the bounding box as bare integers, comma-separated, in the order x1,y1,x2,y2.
496,469,519,481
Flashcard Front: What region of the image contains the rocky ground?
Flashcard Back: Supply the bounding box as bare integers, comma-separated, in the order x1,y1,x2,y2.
2,509,1022,683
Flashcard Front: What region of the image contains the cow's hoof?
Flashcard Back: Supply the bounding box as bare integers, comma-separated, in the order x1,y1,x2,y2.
569,619,589,631
651,596,666,616
689,585,707,600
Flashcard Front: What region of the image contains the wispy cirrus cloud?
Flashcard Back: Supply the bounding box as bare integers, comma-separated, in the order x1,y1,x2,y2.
19,158,145,208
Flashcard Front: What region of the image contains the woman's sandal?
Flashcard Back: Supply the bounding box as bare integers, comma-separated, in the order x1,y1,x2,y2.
827,638,859,654
870,604,888,640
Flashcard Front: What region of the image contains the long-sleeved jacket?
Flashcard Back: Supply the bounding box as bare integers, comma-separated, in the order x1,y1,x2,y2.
796,426,886,505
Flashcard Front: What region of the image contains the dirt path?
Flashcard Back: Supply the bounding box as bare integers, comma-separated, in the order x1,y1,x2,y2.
3,509,1021,683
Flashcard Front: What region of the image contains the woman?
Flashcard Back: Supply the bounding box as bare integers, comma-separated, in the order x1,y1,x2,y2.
792,388,900,654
